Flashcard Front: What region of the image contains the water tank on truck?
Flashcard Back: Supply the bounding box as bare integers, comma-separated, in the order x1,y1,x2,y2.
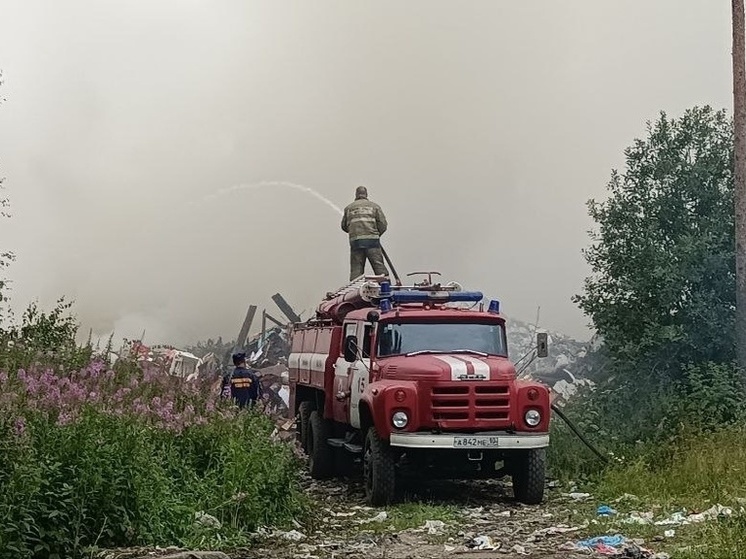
286,273,551,506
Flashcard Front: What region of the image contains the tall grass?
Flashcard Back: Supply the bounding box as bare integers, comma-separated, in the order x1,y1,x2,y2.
594,427,746,510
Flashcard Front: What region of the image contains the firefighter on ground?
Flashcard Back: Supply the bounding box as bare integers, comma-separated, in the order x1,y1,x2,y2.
221,352,260,409
341,185,390,281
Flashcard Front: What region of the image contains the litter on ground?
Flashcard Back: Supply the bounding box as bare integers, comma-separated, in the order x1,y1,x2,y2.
597,505,618,516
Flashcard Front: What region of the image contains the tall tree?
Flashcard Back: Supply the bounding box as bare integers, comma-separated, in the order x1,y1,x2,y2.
733,0,746,374
575,107,735,378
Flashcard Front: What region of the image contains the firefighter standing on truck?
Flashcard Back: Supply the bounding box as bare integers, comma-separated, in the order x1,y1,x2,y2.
341,185,390,281
221,352,260,409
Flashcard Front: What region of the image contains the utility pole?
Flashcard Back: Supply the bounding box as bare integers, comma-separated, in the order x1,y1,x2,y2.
733,0,746,374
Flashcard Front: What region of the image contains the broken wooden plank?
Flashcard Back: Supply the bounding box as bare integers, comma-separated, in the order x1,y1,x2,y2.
264,312,286,328
234,305,257,352
271,293,301,323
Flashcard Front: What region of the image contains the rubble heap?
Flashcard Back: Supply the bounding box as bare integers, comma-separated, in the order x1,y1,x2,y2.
505,317,599,403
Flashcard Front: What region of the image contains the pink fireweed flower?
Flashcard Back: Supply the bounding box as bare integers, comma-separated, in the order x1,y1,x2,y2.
13,416,26,437
56,412,74,426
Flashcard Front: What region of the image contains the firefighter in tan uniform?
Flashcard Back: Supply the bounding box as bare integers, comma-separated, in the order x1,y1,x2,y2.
341,186,390,281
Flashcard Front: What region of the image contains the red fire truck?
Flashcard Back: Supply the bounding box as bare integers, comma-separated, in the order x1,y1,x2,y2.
288,273,551,506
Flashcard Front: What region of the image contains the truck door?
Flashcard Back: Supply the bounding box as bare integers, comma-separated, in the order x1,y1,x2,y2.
349,322,373,429
333,322,357,423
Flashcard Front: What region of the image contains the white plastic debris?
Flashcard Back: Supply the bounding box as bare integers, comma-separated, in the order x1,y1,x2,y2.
444,544,456,552
281,530,306,541
359,511,388,524
424,520,445,534
625,504,734,527
193,511,222,530
664,530,675,538
469,535,499,550
655,511,688,526
511,544,529,555
622,511,655,525
565,492,592,501
614,493,641,503
528,523,585,539
687,504,733,524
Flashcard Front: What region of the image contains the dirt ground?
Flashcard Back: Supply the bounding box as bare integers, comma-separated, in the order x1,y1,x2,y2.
232,474,619,559
102,473,669,559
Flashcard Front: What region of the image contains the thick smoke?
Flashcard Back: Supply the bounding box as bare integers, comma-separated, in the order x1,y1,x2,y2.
0,0,733,345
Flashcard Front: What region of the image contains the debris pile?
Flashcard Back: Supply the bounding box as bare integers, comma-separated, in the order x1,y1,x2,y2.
621,504,734,527
504,316,600,404
247,326,291,368
117,340,202,379
559,536,670,558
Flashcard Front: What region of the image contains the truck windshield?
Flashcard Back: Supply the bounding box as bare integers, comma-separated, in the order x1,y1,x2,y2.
377,322,507,357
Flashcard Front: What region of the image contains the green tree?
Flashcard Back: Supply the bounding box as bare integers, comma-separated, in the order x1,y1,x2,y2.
560,106,746,445
575,106,735,380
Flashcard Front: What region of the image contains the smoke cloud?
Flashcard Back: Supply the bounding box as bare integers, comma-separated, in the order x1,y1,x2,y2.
0,0,733,345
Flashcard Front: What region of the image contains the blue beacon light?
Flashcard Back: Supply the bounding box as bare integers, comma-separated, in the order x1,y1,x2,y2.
488,299,500,314
390,291,483,304
379,281,393,313
380,281,392,297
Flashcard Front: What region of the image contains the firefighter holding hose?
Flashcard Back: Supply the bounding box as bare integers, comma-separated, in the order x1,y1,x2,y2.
341,186,390,281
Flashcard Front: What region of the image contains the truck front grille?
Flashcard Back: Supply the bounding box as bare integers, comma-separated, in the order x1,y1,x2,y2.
430,384,510,425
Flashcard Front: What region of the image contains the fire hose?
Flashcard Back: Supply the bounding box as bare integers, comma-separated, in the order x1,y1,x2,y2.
380,246,402,286
551,403,609,464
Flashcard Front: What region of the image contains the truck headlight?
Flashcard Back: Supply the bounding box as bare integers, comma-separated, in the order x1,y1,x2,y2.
525,409,541,427
392,411,409,429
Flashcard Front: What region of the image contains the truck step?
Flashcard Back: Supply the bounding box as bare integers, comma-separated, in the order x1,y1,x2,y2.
327,438,345,448
343,443,363,454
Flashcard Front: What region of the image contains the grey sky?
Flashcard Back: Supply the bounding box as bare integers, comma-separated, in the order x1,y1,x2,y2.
0,0,733,345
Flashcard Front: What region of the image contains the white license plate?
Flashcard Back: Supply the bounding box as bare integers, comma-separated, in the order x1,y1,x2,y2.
453,436,501,448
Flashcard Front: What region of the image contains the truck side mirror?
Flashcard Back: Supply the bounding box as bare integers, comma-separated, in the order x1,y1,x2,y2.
344,335,358,363
536,332,548,358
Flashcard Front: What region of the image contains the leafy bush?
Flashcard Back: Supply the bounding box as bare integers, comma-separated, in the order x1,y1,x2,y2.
0,298,92,374
0,359,306,559
0,298,305,558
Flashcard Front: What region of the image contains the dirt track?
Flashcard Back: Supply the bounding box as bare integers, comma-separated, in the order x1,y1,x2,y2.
236,474,601,559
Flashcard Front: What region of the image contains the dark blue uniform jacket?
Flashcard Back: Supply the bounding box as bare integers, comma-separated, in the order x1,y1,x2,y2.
222,365,260,408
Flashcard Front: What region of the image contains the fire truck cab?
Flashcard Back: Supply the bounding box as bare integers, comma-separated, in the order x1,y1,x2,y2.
288,274,551,506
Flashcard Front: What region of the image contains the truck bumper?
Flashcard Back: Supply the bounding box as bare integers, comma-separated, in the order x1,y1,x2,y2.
389,432,549,450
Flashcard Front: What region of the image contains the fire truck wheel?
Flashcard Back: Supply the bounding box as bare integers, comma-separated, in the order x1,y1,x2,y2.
308,410,334,479
297,401,313,452
511,448,546,505
363,427,396,506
